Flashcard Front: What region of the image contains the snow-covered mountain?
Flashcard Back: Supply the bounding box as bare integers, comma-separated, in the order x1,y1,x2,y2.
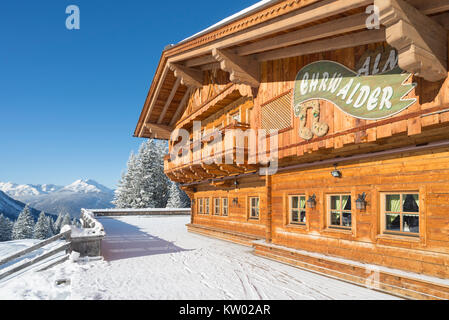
0,190,45,221
0,179,115,218
0,182,63,198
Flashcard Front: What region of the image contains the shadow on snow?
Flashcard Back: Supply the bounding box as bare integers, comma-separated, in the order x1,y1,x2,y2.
98,217,190,262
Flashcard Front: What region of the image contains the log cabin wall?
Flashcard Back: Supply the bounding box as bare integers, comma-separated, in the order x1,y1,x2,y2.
192,176,267,239
271,147,449,278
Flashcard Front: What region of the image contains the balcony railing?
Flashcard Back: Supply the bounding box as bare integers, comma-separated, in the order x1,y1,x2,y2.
165,122,259,183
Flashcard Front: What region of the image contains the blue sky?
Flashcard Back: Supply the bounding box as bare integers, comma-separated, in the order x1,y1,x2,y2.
0,0,258,189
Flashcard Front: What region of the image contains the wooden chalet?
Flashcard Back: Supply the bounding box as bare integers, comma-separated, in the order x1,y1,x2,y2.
135,0,449,299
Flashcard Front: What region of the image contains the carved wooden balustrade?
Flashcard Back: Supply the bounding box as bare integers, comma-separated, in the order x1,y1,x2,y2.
164,122,259,184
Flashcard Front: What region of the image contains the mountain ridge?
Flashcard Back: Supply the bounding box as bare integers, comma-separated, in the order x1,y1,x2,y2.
0,179,115,218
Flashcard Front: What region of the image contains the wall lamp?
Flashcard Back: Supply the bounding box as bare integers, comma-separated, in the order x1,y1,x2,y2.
232,198,239,206
234,180,239,189
356,192,367,210
307,194,317,209
331,164,342,178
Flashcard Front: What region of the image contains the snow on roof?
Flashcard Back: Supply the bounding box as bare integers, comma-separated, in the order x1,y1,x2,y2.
176,0,282,46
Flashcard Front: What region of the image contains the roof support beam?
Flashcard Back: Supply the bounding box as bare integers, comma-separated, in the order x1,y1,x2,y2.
138,66,169,137
169,64,203,88
255,29,386,62
212,48,259,88
170,88,191,126
236,12,369,56
144,123,173,140
158,77,181,124
407,0,449,15
376,0,448,82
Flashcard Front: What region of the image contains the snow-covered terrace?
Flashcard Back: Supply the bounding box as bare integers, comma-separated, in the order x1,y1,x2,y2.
0,215,398,299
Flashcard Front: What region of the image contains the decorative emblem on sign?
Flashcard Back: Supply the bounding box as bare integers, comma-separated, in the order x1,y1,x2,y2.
297,100,329,140
293,47,417,130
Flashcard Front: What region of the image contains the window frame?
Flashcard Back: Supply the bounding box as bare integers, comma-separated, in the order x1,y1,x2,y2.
381,192,420,237
222,198,228,217
249,196,260,220
198,198,204,215
213,198,221,216
327,194,352,230
289,195,307,225
205,198,210,215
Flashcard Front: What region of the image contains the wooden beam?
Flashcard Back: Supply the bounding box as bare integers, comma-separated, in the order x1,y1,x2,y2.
167,0,373,64
158,77,181,124
236,12,369,56
407,0,449,15
139,66,169,137
169,63,203,88
212,48,259,88
376,0,448,82
185,55,216,68
432,12,449,30
145,123,173,140
170,88,191,126
255,29,386,62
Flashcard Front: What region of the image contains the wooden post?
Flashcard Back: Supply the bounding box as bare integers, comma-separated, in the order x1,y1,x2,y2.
265,173,272,243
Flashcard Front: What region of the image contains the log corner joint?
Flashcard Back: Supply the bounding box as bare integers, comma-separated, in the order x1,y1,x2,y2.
212,48,260,88
376,0,448,82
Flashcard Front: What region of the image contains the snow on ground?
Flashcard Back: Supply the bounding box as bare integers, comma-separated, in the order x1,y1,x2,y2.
0,216,399,300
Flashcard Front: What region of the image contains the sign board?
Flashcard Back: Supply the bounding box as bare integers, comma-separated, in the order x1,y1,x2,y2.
293,47,417,121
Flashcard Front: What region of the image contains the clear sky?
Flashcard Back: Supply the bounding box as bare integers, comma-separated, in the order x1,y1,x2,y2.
0,0,258,189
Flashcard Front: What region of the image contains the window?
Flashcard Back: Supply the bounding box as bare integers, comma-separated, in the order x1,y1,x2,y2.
290,195,306,224
329,194,352,229
214,198,220,216
198,198,203,215
205,198,210,215
249,197,260,219
383,193,419,235
222,198,228,216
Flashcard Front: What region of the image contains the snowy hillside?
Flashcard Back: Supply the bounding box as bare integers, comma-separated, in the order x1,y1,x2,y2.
0,180,114,218
0,191,43,221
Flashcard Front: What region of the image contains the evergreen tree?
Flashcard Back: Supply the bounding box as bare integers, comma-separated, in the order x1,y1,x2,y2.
166,182,191,208
113,151,140,208
12,205,35,240
54,212,64,234
33,211,51,240
114,139,170,209
61,214,72,229
46,216,55,238
0,214,13,242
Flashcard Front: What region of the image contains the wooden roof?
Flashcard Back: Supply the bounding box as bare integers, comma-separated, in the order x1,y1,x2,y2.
135,0,449,139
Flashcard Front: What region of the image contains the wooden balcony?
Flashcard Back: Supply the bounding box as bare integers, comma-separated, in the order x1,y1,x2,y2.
165,122,259,184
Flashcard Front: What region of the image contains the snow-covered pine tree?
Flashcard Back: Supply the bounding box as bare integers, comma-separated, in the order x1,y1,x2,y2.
53,212,65,234
113,151,141,208
134,139,170,208
114,139,170,209
61,214,72,230
166,181,191,208
12,205,35,240
33,211,51,240
46,216,55,238
0,214,13,242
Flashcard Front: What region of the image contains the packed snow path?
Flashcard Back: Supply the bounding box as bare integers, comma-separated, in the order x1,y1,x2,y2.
0,216,399,300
